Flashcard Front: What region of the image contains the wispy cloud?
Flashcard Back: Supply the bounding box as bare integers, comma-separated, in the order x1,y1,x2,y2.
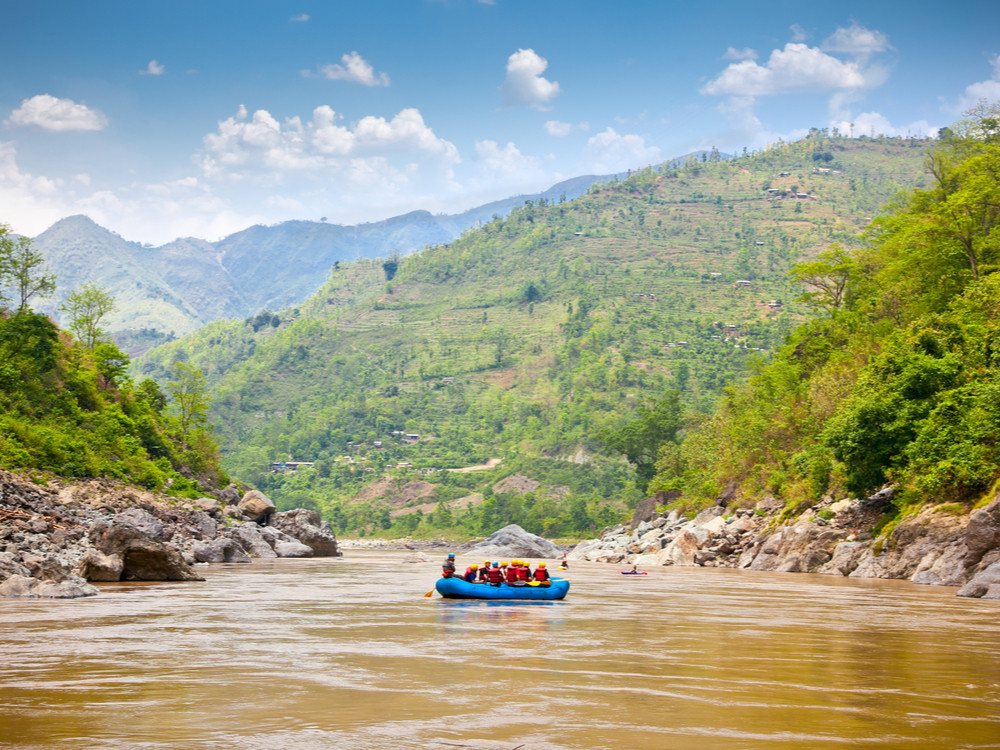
7,95,108,132
304,52,390,86
289,13,310,22
140,59,165,76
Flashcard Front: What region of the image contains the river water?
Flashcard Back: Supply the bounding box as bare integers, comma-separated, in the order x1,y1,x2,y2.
1,552,999,750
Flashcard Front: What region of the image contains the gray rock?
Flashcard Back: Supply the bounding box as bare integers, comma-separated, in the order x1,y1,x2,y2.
983,584,1000,600
191,537,252,564
238,490,275,522
218,485,241,505
275,541,314,558
470,524,562,559
957,560,1000,598
114,507,166,541
819,542,868,576
965,497,1000,564
192,497,220,514
0,573,98,599
90,520,203,581
231,525,278,559
658,529,700,566
183,511,217,541
270,509,340,556
77,549,123,582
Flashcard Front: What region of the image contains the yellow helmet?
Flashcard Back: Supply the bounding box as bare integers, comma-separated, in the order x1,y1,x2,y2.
539,562,546,568
501,561,509,567
470,564,478,569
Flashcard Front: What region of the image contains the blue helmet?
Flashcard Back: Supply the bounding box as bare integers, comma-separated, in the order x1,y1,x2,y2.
492,561,499,567
448,553,455,558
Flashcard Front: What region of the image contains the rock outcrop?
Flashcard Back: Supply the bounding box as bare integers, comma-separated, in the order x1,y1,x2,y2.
270,509,341,556
0,471,341,599
569,492,1000,599
470,524,562,558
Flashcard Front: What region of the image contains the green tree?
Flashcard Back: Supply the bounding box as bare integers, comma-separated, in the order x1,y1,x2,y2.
61,283,115,349
0,226,56,312
788,244,855,313
600,391,683,490
167,361,210,442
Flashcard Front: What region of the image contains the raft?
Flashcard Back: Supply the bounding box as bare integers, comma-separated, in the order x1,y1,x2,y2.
435,576,570,600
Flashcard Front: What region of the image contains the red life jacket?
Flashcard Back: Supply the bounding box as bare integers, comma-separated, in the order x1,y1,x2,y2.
487,567,503,584
533,567,549,581
505,567,518,584
516,566,530,581
463,568,477,582
478,568,489,582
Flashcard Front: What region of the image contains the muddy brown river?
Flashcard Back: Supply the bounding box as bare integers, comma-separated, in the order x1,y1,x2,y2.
1,551,999,749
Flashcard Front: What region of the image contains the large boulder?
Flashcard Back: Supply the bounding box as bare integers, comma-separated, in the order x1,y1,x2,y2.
77,549,124,581
965,497,1000,565
114,507,167,541
0,573,98,599
88,519,203,581
230,525,278,559
191,537,252,564
275,541,314,558
237,490,276,522
957,560,1000,598
470,524,562,559
270,509,341,556
218,485,241,505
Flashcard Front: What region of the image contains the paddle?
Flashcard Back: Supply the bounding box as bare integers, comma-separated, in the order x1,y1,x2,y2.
424,589,435,597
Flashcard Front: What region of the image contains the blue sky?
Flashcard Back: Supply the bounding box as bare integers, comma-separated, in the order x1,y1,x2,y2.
2,0,999,244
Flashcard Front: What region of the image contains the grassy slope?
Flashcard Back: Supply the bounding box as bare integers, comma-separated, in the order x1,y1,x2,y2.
136,135,930,534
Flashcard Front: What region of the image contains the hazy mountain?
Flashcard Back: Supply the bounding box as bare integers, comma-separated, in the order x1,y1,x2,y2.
31,172,633,354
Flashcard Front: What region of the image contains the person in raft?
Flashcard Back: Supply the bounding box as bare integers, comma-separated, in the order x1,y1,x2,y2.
478,562,491,583
442,553,456,578
533,562,551,586
462,563,479,582
504,561,519,585
516,560,531,583
486,561,504,586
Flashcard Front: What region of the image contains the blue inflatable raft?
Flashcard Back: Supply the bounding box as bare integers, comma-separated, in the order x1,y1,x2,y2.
435,576,570,600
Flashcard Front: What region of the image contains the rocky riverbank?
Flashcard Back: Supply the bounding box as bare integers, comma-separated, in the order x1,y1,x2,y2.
0,470,340,599
568,490,1000,600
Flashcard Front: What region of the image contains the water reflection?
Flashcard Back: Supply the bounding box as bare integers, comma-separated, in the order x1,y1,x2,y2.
1,552,998,750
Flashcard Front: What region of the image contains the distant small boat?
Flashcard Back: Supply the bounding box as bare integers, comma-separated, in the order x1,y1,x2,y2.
435,576,569,600
620,570,648,575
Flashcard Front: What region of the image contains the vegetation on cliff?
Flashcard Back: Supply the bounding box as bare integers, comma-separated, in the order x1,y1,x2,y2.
646,105,1000,521
0,227,226,495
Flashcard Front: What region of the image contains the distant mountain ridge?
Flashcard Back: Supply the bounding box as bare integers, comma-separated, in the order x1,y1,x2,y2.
31,171,634,353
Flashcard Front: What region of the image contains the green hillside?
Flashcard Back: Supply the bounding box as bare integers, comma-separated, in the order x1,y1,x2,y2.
137,133,931,537
644,110,1000,523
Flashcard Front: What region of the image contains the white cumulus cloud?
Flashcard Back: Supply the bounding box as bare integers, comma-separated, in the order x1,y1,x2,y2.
703,43,868,97
307,52,390,87
950,55,1000,115
501,48,560,109
141,60,165,76
582,128,661,174
8,94,108,132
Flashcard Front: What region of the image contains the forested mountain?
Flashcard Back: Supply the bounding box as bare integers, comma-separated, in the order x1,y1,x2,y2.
137,134,931,537
30,173,622,355
644,109,1000,526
